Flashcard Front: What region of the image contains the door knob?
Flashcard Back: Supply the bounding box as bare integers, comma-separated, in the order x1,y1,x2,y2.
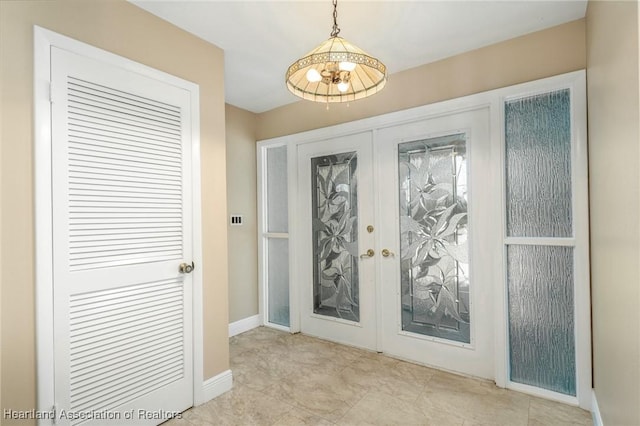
381,249,395,258
179,262,195,274
360,249,375,259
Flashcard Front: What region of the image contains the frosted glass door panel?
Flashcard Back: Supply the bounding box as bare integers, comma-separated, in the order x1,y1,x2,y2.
268,238,290,326
398,135,470,343
263,145,290,327
311,152,360,322
505,90,572,237
267,146,288,233
507,245,575,395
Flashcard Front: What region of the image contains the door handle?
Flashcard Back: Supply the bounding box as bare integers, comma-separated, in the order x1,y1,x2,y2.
381,249,395,258
360,249,375,259
179,262,195,274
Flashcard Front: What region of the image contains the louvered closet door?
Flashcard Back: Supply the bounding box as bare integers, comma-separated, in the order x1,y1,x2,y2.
51,47,193,425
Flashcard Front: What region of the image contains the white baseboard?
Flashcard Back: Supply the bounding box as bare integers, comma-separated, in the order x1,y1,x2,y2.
198,369,233,405
229,314,261,337
592,389,603,426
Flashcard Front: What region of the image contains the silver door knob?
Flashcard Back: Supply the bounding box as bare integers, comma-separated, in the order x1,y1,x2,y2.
179,262,195,274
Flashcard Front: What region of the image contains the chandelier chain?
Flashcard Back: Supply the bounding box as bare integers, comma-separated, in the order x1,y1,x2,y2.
330,0,340,38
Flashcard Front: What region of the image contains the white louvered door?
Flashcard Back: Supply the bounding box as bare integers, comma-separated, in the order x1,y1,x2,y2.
51,47,193,425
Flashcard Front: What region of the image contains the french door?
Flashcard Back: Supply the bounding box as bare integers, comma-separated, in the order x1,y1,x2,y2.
297,108,496,377
297,132,377,349
376,108,496,378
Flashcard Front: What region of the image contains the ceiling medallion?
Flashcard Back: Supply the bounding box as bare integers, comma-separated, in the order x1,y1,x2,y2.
285,0,387,105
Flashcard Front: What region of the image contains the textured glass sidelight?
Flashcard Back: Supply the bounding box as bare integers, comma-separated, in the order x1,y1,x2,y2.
311,152,359,322
507,245,576,396
398,135,470,343
267,146,288,233
268,238,290,326
505,90,572,237
266,145,290,326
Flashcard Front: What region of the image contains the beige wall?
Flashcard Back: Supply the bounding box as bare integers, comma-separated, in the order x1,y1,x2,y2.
586,1,640,425
226,105,259,323
0,1,229,422
257,19,586,140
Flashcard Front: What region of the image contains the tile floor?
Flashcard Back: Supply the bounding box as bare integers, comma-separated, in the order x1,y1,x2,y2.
167,327,592,426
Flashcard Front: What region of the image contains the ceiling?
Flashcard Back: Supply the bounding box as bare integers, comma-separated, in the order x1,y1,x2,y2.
130,0,587,113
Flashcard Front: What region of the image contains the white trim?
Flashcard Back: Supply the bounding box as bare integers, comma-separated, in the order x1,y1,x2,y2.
34,26,205,417
264,232,288,238
592,390,604,426
34,26,55,421
507,381,579,406
497,93,511,393
287,141,301,333
256,143,267,328
199,370,233,405
504,237,576,246
490,95,508,389
228,314,262,337
263,322,291,333
190,84,205,406
571,72,592,410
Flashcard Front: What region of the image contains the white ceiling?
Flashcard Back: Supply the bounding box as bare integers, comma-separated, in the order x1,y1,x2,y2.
131,0,587,113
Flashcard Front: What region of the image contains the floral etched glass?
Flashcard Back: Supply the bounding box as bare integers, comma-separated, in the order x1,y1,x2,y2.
311,152,359,322
398,134,470,343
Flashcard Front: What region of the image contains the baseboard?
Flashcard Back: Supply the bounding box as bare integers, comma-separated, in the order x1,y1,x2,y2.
592,389,603,426
229,314,261,337
198,369,233,405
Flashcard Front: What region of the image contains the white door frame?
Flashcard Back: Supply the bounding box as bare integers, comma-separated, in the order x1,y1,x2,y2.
258,70,590,410
34,26,205,423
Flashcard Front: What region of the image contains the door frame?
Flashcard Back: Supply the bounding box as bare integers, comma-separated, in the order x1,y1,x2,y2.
258,70,590,410
34,26,205,423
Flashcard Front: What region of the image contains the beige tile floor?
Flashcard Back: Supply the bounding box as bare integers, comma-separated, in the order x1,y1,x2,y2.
167,327,592,426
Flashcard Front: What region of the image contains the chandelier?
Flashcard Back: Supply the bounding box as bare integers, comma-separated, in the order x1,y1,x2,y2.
285,0,387,104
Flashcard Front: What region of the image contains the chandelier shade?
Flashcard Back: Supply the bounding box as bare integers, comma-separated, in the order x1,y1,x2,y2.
285,1,387,104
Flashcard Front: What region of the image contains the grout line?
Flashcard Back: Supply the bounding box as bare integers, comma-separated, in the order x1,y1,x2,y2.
267,400,301,426
333,388,371,425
